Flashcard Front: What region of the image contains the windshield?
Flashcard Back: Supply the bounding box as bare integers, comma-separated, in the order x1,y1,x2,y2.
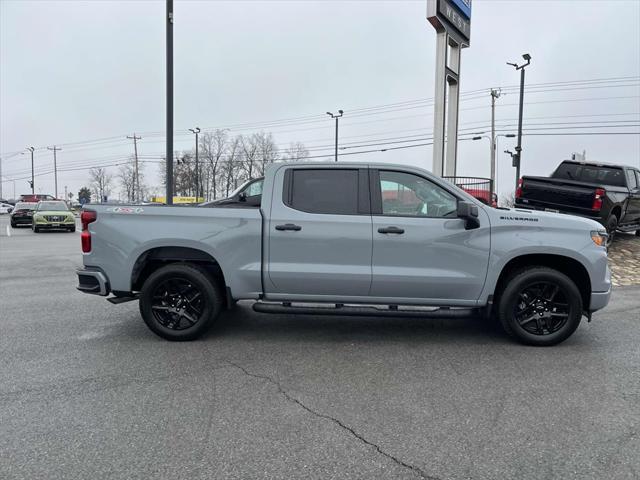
553,162,626,186
15,202,36,210
37,201,69,211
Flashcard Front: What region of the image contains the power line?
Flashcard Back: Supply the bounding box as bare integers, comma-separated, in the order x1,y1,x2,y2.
4,75,639,158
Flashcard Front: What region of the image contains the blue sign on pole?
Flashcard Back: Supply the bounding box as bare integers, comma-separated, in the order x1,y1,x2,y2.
449,0,471,19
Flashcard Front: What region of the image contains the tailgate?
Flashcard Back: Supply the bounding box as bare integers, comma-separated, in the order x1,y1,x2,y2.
520,177,595,210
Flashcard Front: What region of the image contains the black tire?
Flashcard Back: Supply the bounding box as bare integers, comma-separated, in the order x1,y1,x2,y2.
636,229,640,237
139,263,223,341
497,267,582,346
605,214,618,248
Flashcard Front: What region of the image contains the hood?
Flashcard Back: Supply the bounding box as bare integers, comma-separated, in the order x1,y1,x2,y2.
485,207,603,232
34,210,73,216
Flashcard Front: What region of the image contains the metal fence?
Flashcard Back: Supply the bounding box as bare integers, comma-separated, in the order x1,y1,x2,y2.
442,176,495,206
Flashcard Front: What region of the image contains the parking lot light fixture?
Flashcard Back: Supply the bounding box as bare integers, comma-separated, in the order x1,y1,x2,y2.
326,110,344,162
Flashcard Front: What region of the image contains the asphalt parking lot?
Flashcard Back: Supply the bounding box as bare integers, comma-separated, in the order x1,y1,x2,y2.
0,215,639,480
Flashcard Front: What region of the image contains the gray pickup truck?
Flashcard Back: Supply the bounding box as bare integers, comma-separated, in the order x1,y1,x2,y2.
77,162,611,346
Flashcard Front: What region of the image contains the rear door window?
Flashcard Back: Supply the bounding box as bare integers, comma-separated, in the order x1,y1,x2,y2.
285,169,362,215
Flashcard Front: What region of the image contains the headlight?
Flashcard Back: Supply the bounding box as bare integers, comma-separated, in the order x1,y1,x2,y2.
591,230,608,247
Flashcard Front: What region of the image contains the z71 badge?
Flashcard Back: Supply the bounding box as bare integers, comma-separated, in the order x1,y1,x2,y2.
108,207,144,214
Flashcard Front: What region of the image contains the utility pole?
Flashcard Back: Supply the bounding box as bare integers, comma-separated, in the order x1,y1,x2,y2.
127,134,142,202
326,110,344,162
165,0,174,205
47,146,62,198
189,127,201,199
27,146,35,194
490,89,501,196
507,53,531,190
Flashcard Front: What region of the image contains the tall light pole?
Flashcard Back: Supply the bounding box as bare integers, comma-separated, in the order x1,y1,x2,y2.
47,146,61,198
490,89,501,196
166,0,174,205
189,127,201,199
27,146,35,194
507,53,531,189
326,110,344,162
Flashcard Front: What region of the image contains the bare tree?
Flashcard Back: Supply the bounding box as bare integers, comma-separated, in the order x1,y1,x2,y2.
118,156,147,203
118,157,136,202
221,136,243,197
200,129,228,200
89,167,113,202
255,131,279,176
240,134,259,181
283,142,309,161
500,191,516,208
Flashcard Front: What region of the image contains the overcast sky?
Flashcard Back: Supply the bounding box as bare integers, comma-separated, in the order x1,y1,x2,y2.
1,0,639,201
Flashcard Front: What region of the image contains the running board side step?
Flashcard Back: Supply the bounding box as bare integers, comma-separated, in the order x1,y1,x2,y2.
107,293,140,304
252,302,477,318
617,223,640,233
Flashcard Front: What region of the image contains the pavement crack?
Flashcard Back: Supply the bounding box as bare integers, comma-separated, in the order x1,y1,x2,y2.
226,360,437,480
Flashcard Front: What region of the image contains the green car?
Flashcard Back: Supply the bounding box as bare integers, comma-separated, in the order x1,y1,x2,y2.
32,200,76,233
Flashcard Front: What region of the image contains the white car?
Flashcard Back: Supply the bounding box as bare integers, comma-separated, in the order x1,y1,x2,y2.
0,203,14,214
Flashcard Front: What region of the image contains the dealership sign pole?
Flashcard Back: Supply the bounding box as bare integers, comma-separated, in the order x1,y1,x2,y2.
427,0,471,177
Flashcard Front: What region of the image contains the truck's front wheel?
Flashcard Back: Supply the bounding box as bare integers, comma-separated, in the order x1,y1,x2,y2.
139,263,223,341
497,267,582,346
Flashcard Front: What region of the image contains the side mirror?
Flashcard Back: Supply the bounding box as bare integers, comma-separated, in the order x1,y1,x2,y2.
457,201,480,230
238,192,247,202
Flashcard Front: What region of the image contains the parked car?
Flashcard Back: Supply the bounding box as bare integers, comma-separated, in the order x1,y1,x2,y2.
18,193,57,203
201,177,264,207
9,202,37,227
515,160,640,245
0,202,14,214
77,162,611,347
32,200,76,232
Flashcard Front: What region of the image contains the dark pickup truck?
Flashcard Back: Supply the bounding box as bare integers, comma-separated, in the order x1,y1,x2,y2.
515,160,640,244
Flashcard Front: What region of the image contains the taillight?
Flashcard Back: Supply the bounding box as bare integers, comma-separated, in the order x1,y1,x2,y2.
515,178,523,199
80,209,97,253
592,188,605,211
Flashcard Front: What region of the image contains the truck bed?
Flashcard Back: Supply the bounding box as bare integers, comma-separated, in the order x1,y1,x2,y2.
518,176,601,212
82,204,264,298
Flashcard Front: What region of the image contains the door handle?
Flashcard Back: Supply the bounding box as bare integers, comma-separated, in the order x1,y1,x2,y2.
378,226,404,234
275,223,302,231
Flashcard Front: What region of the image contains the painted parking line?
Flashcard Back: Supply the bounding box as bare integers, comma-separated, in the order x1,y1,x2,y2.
5,225,10,237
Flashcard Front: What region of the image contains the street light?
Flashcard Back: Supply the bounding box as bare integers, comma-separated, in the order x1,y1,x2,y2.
495,134,516,194
25,147,35,194
189,127,201,199
507,53,532,189
326,110,344,162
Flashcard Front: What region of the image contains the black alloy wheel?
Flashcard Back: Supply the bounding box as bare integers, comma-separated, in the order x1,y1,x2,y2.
150,278,205,331
139,263,223,341
605,215,618,248
498,267,582,346
513,282,570,336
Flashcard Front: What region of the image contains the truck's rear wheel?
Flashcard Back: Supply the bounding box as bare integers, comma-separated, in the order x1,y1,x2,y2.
139,263,223,341
605,215,618,247
497,267,582,346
